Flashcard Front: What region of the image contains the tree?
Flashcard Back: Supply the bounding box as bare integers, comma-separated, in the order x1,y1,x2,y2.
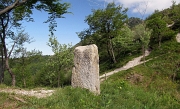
12,47,42,88
0,0,27,15
146,15,167,47
0,0,70,86
0,27,31,86
1,0,70,33
46,35,73,87
0,41,4,83
133,24,151,62
170,2,180,32
80,2,128,63
112,25,135,56
127,17,143,29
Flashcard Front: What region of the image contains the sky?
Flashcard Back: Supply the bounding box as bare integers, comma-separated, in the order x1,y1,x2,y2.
22,0,180,55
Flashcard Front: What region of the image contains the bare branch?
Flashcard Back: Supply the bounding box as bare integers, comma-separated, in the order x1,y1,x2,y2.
133,0,149,19
4,14,9,28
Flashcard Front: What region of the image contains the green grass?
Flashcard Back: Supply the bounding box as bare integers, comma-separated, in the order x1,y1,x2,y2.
1,80,180,109
1,69,180,109
1,77,179,109
0,91,31,109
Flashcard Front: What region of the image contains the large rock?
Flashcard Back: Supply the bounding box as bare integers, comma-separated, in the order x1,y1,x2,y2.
71,44,100,94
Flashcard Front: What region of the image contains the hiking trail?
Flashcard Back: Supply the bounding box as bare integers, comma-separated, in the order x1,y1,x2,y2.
100,50,150,82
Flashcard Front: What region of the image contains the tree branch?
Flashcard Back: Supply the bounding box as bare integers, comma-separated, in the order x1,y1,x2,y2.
0,0,28,15
4,14,9,28
0,17,6,40
8,42,16,58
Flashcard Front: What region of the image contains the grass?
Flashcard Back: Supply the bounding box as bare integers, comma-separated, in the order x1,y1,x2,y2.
0,91,31,109
2,80,179,109
1,70,180,109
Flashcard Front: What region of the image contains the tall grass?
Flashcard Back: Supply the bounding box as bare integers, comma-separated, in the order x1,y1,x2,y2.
15,77,179,109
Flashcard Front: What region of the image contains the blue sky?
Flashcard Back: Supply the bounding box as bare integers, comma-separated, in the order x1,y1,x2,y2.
22,0,180,55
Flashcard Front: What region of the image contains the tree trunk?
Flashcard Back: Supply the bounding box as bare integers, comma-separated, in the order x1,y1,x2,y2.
0,15,16,86
158,34,161,48
107,38,116,63
2,56,4,83
57,56,61,87
22,57,26,88
2,39,16,86
106,23,116,63
159,37,161,48
58,71,60,87
5,57,16,86
23,71,26,88
142,45,146,65
0,54,2,83
109,39,116,63
23,77,26,88
107,41,111,62
0,64,2,83
0,36,4,84
0,57,4,83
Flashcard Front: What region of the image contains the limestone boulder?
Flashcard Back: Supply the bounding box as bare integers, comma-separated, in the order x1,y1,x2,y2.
71,44,100,94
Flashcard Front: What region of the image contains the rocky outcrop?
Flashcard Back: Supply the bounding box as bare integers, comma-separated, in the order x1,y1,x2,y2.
71,44,100,94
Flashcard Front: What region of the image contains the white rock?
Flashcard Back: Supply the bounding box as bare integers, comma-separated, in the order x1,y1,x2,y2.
71,44,100,94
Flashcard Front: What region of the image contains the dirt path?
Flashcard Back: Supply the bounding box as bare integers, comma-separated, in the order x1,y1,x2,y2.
0,88,54,98
100,50,150,81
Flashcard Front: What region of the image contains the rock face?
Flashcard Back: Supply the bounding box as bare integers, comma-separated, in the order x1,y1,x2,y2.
71,44,100,94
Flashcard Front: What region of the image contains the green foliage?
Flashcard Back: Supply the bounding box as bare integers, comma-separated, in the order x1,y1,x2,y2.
127,17,143,29
10,49,42,88
0,0,70,86
146,16,167,47
170,2,180,22
36,35,73,87
133,24,151,49
113,25,134,52
132,23,151,62
145,2,179,47
1,0,70,34
79,2,128,63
